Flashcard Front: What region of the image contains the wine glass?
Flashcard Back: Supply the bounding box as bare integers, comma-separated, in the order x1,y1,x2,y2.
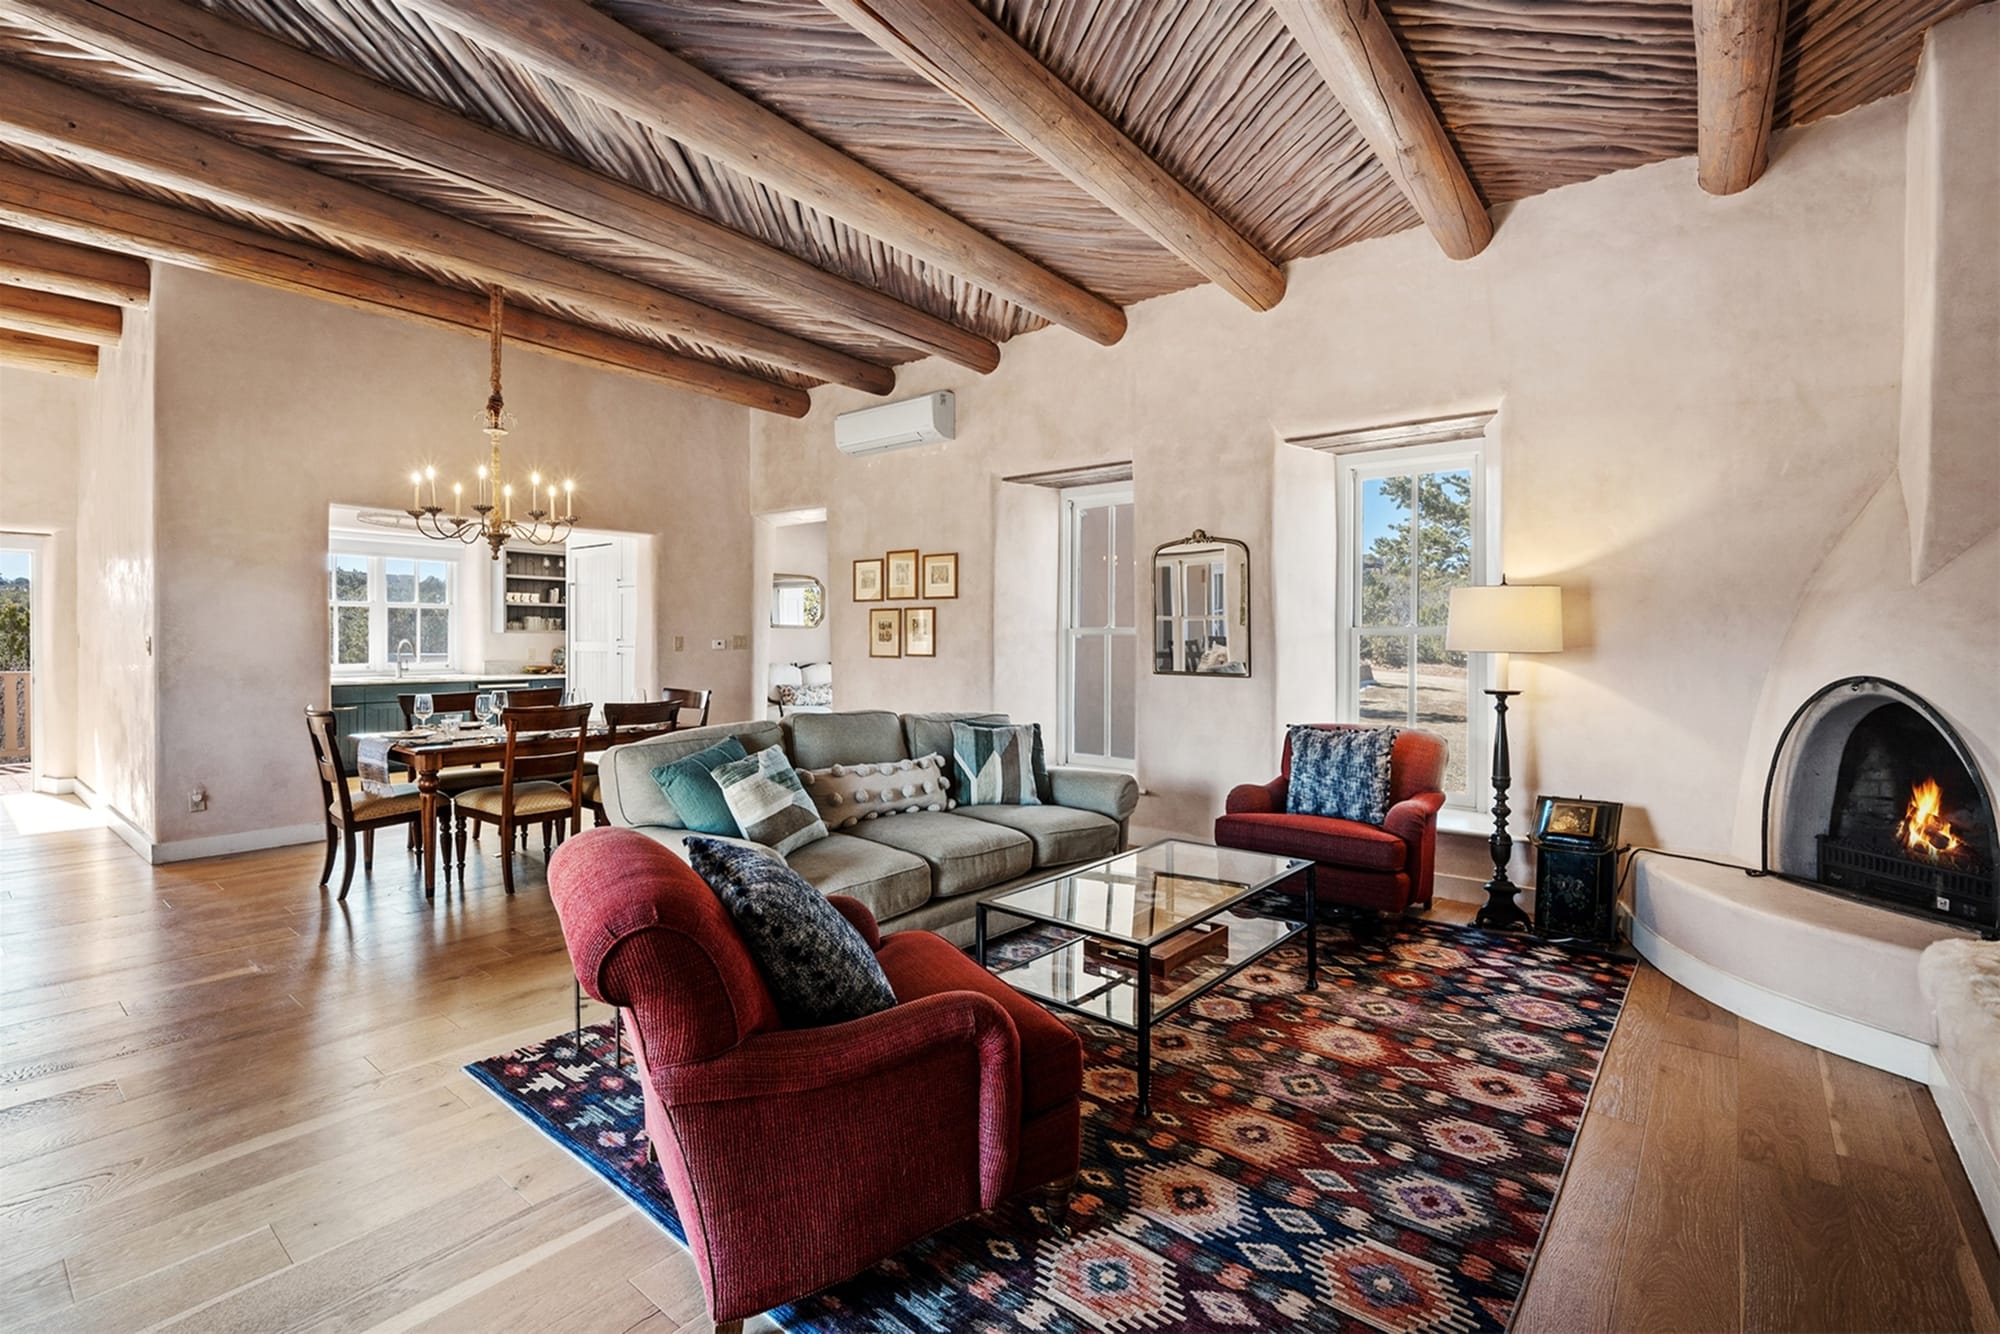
473,693,495,730
412,693,434,732
490,690,509,724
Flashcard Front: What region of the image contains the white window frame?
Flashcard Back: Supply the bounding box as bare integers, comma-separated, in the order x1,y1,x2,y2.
1058,481,1136,770
328,538,458,676
1333,437,1499,810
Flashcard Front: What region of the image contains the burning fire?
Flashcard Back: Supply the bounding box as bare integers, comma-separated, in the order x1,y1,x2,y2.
1898,778,1963,862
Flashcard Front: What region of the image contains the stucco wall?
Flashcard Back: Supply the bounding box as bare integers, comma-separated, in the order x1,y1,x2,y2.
751,93,1950,858
146,267,754,850
0,367,86,783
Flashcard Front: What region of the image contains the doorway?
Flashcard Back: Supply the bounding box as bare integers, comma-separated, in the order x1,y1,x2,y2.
0,541,31,794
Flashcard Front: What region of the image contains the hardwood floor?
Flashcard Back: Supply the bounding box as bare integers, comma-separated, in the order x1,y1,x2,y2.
2,792,1994,1332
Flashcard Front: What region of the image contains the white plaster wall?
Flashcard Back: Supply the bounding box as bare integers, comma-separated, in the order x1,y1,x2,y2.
147,267,753,848
75,305,158,836
0,368,85,782
752,94,1927,857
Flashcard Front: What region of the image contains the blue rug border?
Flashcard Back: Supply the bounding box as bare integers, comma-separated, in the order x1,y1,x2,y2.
463,1041,809,1332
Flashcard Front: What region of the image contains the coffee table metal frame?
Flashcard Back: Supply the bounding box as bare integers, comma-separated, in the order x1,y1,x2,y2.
976,840,1316,1118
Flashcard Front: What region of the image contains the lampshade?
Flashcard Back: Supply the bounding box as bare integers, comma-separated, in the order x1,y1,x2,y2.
1445,583,1564,653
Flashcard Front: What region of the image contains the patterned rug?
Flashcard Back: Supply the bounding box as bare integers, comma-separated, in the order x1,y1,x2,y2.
467,915,1633,1332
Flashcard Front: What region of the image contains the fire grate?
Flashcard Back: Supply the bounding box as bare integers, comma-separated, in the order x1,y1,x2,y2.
1818,835,1994,927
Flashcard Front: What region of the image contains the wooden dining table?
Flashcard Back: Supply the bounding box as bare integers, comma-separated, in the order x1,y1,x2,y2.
366,721,679,896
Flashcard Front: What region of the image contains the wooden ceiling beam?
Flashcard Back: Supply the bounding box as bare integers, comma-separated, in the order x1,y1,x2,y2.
397,0,1128,346
0,284,122,343
1694,0,1788,195
0,327,97,376
0,64,892,394
7,0,999,374
1274,0,1492,260
817,0,1284,311
0,224,149,304
0,161,810,416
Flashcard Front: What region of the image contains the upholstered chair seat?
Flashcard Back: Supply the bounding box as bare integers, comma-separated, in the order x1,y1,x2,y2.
455,781,575,818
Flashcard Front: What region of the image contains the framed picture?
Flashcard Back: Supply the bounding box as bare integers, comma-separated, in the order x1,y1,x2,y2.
886,549,919,600
904,606,936,657
852,558,883,602
868,606,902,657
921,551,958,600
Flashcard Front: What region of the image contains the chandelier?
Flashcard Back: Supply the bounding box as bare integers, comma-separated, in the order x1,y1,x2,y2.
406,289,575,559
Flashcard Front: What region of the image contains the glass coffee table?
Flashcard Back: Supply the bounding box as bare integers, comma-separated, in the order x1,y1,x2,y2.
976,840,1315,1118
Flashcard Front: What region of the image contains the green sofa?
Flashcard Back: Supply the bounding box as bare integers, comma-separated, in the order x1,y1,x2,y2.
596,709,1140,945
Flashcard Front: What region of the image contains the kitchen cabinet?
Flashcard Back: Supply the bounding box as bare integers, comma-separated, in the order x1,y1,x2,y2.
493,544,567,634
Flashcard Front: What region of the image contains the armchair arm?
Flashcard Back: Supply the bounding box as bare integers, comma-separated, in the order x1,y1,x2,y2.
826,893,881,951
1383,790,1446,842
1225,776,1288,815
1049,766,1139,822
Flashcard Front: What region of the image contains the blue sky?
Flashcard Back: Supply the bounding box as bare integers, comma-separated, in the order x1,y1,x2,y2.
0,550,29,582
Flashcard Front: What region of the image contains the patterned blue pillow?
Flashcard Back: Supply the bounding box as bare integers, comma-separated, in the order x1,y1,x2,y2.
685,838,896,1028
1286,725,1401,824
950,720,1042,807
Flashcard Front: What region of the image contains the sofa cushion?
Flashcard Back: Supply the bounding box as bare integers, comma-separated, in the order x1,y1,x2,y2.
784,709,909,770
902,711,1006,768
652,737,749,836
713,746,827,856
847,812,1033,897
1287,724,1400,824
956,804,1119,869
951,721,1042,807
1211,811,1407,873
801,755,953,829
875,929,1082,1119
599,720,784,828
685,838,895,1029
784,832,933,923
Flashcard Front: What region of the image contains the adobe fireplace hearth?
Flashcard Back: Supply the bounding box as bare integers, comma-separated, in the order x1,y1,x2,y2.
1764,677,1998,937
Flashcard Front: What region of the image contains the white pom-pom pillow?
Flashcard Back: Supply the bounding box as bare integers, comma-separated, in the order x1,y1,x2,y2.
799,754,953,830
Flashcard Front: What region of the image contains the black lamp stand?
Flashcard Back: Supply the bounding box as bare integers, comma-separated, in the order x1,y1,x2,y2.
1477,688,1531,930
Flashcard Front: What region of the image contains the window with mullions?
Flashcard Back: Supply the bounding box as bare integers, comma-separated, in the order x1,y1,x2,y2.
1061,483,1136,768
328,551,454,672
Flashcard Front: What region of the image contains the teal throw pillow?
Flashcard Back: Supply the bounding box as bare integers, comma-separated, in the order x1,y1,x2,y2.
950,720,1042,807
651,737,749,835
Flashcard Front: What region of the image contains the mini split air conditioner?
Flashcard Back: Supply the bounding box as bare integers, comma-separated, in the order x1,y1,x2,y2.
834,391,955,457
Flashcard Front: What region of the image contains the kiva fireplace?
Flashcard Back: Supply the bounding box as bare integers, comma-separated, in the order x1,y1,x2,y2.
1764,677,1998,937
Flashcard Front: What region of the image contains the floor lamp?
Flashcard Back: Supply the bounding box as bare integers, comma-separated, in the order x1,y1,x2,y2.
1445,580,1564,930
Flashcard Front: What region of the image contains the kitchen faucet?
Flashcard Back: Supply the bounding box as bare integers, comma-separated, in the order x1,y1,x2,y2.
394,638,415,677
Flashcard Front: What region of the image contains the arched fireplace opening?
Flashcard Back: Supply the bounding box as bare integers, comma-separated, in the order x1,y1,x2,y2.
1763,677,1997,935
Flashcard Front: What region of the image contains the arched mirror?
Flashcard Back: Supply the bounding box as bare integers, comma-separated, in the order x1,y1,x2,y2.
1153,531,1250,676
770,572,825,628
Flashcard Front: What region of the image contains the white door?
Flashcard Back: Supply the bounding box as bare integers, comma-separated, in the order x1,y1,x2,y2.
566,540,619,715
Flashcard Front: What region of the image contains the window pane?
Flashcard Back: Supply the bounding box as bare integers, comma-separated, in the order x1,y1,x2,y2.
1155,619,1175,673
331,553,368,603
1110,635,1135,760
387,606,416,654
1360,476,1412,627
417,561,450,605
1075,504,1110,628
1357,634,1412,725
333,606,369,665
1112,503,1134,629
384,558,415,604
1417,468,1472,627
420,607,450,657
1415,633,1469,793
1072,634,1106,757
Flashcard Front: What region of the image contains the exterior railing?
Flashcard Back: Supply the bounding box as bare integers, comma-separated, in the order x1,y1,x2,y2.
0,671,28,763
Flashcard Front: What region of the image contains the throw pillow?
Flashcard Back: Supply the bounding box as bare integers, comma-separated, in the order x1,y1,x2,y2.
713,745,829,855
950,720,1042,807
650,737,749,835
685,837,896,1028
1286,725,1401,824
801,754,952,830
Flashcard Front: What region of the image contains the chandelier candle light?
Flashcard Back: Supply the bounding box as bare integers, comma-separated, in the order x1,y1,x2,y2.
406,288,575,558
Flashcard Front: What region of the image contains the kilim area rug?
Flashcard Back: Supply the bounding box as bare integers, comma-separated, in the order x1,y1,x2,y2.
467,916,1633,1332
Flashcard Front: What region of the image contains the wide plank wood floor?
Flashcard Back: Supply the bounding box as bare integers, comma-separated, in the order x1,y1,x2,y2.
2,791,1995,1332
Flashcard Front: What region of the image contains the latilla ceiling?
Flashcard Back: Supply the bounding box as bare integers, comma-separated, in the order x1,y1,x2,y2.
0,0,1979,409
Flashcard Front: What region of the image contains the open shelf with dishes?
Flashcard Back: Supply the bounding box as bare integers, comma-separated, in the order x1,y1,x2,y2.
492,544,567,633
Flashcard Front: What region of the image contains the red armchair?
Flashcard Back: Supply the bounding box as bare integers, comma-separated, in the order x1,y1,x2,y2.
1215,725,1449,915
546,828,1082,1328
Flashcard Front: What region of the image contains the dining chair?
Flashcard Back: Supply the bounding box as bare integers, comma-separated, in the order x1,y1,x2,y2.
573,699,682,826
661,686,712,730
452,703,592,895
507,686,566,709
305,707,434,900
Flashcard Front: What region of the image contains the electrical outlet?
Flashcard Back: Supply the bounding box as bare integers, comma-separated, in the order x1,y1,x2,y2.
674,635,684,652
710,638,726,650
187,786,207,813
